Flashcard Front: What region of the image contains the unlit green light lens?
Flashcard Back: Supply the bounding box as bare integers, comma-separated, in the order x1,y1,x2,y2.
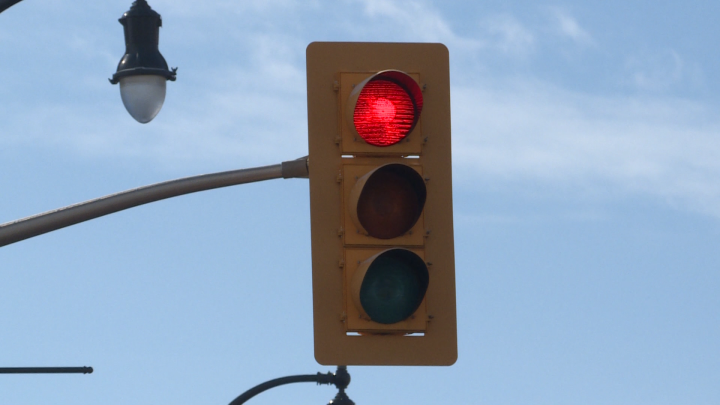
359,249,429,324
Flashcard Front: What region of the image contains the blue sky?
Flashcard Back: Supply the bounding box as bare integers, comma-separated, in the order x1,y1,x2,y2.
1,1,719,404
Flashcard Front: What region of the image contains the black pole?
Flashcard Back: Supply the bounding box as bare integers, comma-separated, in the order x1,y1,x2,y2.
229,366,353,405
0,367,93,374
0,0,23,14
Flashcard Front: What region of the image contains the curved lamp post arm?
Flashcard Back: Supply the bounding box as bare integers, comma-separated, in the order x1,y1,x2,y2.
229,366,353,405
0,157,308,248
0,0,23,14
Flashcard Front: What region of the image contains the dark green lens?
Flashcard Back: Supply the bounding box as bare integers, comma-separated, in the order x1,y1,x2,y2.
359,249,429,324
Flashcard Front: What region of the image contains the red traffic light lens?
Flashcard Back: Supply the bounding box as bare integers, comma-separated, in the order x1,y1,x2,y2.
352,72,423,147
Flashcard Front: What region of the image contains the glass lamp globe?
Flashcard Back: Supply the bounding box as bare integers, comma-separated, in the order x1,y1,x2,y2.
110,0,176,123
119,75,166,124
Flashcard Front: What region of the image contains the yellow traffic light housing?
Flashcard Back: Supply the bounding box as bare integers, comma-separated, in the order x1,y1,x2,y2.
307,42,456,366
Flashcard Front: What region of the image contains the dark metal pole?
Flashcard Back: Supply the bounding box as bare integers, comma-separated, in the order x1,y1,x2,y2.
229,366,353,405
0,0,23,14
0,367,93,374
0,157,308,248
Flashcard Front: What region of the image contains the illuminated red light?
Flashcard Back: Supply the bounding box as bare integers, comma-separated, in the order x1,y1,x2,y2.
353,76,422,147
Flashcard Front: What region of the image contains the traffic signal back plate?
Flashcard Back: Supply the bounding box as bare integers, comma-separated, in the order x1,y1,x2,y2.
307,42,457,366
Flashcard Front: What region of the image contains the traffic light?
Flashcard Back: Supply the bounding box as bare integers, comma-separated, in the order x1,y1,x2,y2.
307,42,456,366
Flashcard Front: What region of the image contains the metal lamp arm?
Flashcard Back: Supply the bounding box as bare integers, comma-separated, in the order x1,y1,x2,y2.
0,157,308,248
0,0,23,14
228,373,332,405
228,366,352,405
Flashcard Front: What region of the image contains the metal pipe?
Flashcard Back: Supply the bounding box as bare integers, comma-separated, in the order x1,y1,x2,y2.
0,157,308,248
0,367,93,374
228,366,352,405
229,374,331,405
0,0,23,14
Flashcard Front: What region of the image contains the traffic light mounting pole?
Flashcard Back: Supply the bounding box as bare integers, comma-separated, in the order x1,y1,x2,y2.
0,157,309,248
228,366,353,405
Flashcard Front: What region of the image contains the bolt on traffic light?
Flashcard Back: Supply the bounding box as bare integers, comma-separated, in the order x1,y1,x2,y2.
307,42,456,366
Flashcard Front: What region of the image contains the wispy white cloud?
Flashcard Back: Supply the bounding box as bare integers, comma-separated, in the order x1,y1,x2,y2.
358,0,453,37
348,1,538,57
481,14,536,55
548,8,593,46
151,0,313,17
452,80,720,217
624,49,704,92
348,0,482,50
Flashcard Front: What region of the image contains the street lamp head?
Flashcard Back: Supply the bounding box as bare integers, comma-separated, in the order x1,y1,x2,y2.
109,0,177,124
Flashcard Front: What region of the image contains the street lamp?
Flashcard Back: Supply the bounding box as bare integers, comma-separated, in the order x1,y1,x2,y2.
109,0,177,123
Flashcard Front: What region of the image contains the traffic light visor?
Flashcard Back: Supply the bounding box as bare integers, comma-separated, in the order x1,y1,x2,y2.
347,70,424,147
349,163,427,240
351,248,429,325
